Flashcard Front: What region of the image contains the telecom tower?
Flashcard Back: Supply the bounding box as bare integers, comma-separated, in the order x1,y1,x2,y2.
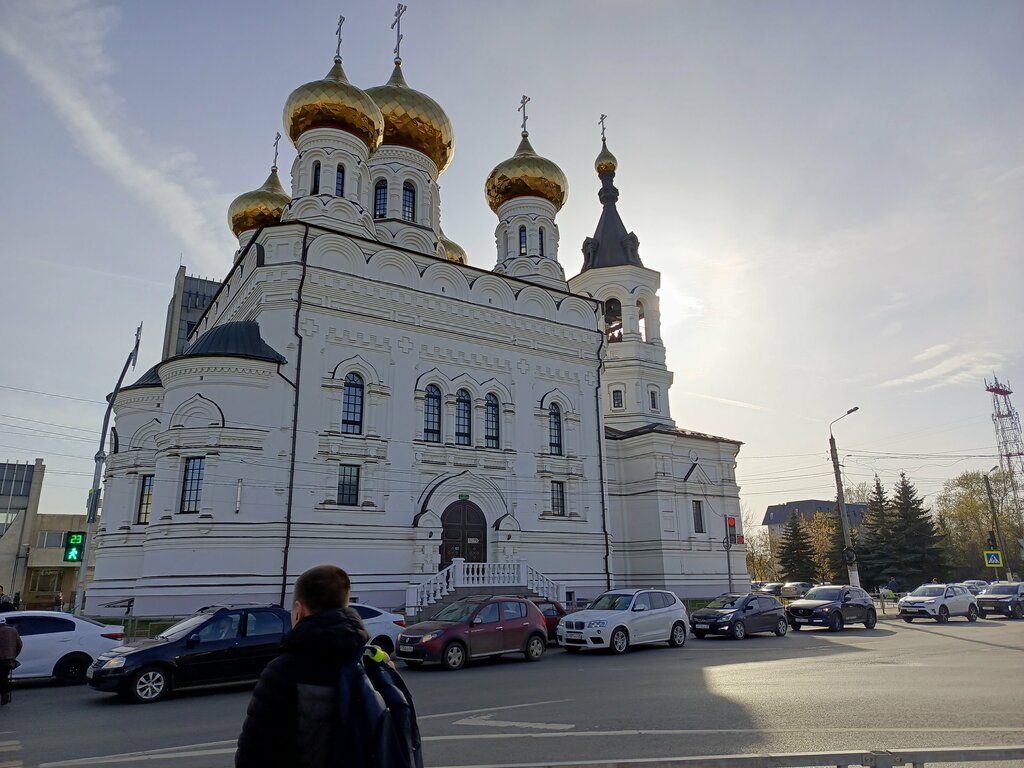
985,377,1024,523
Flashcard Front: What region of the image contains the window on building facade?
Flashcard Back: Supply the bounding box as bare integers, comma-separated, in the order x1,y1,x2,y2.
551,481,566,516
337,465,360,506
484,393,500,448
424,385,441,442
538,227,545,257
311,161,321,194
402,182,416,221
605,298,623,342
335,164,345,196
137,474,154,524
455,389,472,446
519,225,527,255
179,457,205,514
341,373,364,434
29,569,63,593
374,180,387,219
36,531,65,548
612,389,623,409
650,390,659,411
548,403,563,456
692,500,705,534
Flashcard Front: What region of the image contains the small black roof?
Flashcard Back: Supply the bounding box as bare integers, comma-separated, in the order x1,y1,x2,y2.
580,160,643,272
605,423,742,446
178,320,286,364
121,364,162,392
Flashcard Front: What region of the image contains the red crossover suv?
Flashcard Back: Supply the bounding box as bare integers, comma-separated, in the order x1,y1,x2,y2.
396,596,548,671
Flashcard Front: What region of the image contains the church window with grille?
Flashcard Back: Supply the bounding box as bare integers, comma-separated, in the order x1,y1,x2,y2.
137,474,154,525
612,389,623,409
519,225,527,255
424,385,441,442
455,389,472,446
374,180,388,219
402,182,416,222
485,393,500,448
179,457,205,514
551,481,566,516
341,373,364,434
337,465,360,506
311,161,321,194
335,164,345,196
539,227,546,257
548,403,563,456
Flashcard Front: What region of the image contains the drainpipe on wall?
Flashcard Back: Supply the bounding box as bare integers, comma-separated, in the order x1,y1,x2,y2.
593,327,613,591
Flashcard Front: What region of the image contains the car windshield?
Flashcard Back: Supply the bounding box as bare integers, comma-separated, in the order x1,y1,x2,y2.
705,595,744,609
910,586,945,597
984,585,1017,595
589,593,634,611
804,587,842,601
157,614,212,641
431,602,479,622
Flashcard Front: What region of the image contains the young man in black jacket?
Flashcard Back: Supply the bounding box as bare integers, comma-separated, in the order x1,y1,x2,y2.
236,565,369,768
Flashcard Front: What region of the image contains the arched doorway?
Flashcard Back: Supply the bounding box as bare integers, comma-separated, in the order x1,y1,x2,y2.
440,501,487,570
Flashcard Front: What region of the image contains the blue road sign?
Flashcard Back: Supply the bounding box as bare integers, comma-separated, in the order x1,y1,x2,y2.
984,550,1003,568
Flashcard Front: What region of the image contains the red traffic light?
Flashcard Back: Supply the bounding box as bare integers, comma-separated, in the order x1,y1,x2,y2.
727,517,736,527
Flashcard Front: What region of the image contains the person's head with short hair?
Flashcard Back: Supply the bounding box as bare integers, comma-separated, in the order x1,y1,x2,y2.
292,565,351,626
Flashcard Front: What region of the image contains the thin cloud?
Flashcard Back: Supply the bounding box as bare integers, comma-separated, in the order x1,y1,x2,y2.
912,343,953,364
880,349,1007,391
0,0,231,272
677,390,773,413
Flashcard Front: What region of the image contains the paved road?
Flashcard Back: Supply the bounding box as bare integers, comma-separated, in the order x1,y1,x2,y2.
5,616,1024,767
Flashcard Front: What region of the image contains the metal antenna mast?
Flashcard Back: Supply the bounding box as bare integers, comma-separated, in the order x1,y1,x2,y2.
985,376,1024,537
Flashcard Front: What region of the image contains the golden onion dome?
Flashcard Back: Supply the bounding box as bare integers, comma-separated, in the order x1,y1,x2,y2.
228,167,292,237
595,139,618,174
485,132,568,214
283,57,384,151
365,60,455,173
439,228,467,264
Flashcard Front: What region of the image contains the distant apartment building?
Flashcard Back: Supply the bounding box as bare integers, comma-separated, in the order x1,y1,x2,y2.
161,266,219,359
761,499,868,538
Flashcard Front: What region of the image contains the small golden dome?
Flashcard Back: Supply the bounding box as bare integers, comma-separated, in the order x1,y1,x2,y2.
485,132,568,214
228,167,292,237
365,60,455,173
439,229,467,264
595,139,618,174
283,58,384,151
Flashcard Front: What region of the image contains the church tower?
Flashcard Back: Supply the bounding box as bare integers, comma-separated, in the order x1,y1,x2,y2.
568,132,674,430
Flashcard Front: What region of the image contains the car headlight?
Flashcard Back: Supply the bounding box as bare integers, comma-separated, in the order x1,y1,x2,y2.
719,613,735,621
421,631,443,643
820,607,830,613
587,620,607,628
924,599,936,604
102,657,126,670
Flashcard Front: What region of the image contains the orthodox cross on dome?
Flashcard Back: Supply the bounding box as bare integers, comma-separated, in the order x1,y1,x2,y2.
392,3,408,62
599,114,607,141
272,132,281,170
335,14,345,58
519,94,531,134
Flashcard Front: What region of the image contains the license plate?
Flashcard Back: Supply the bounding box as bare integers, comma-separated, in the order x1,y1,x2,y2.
695,623,709,630
566,631,583,640
795,618,808,623
399,645,413,653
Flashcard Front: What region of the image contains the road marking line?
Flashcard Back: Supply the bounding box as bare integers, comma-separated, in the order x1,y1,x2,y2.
453,715,574,731
420,698,571,720
39,742,236,767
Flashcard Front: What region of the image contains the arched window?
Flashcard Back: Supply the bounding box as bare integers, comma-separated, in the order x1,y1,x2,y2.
455,389,472,446
484,393,500,448
335,164,345,197
638,300,647,341
539,227,546,258
424,385,441,442
605,298,623,342
374,180,388,219
519,225,527,255
341,373,364,434
311,161,321,195
402,182,416,222
548,403,563,456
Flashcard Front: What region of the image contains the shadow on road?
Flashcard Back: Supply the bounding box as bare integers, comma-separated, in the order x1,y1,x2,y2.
897,618,1024,652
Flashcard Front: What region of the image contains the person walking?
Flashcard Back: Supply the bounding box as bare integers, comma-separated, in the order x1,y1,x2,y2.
0,586,14,614
235,565,369,768
0,616,22,706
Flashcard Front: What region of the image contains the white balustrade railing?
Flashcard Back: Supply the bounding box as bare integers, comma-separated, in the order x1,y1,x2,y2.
527,564,565,602
406,558,565,613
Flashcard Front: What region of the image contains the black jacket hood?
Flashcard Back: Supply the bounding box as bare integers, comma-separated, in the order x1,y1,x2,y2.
284,607,369,659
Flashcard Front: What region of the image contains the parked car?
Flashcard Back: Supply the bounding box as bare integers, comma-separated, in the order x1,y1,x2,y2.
962,579,989,595
87,604,291,702
780,582,814,599
529,597,567,642
351,603,406,654
396,596,548,671
786,585,877,631
690,593,787,640
757,582,784,597
3,611,124,684
556,588,688,654
898,584,979,623
976,582,1024,619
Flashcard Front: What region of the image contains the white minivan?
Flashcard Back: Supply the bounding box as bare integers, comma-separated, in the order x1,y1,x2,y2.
3,611,124,684
556,589,688,654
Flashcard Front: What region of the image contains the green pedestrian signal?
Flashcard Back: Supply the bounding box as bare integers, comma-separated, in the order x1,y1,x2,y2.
63,531,86,563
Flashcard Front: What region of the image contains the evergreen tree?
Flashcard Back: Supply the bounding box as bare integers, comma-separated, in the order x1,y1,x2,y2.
887,473,946,588
778,511,817,582
858,477,894,589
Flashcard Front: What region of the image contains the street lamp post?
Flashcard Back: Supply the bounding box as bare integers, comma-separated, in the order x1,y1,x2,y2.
829,406,861,588
984,465,1009,581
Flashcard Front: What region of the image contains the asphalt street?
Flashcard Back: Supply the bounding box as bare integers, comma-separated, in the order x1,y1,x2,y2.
4,615,1024,768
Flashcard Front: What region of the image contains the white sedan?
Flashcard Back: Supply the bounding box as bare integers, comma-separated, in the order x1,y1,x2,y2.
898,584,979,623
3,611,125,684
556,589,688,654
351,603,406,654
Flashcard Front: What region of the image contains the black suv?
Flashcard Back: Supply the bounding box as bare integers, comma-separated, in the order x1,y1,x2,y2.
977,582,1024,619
785,585,877,632
87,604,291,703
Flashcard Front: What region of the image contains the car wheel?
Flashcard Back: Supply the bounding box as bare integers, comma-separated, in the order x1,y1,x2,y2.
864,610,878,630
829,612,844,632
693,630,707,639
370,635,394,655
937,605,950,624
440,642,466,671
903,617,914,623
403,659,423,669
668,622,687,648
967,604,978,623
609,627,629,655
52,653,91,685
1012,603,1024,620
730,620,746,640
774,618,788,637
129,666,170,703
524,634,546,662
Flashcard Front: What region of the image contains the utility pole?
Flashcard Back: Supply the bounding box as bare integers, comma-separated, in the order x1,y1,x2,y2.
829,407,861,587
984,467,1008,581
74,324,142,614
723,518,734,592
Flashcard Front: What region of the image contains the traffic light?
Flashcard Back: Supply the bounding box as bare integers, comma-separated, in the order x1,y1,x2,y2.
727,516,737,544
63,531,86,563
987,531,997,550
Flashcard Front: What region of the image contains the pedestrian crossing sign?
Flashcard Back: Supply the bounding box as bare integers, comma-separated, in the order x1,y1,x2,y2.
984,550,1003,568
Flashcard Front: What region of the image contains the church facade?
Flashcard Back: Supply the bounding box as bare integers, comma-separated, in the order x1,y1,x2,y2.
89,36,747,617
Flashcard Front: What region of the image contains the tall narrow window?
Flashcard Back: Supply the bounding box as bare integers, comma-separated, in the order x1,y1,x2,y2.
649,390,659,411
311,161,321,194
136,474,154,525
341,373,364,434
335,164,345,196
424,385,441,442
179,457,205,514
548,403,563,456
455,389,472,446
612,390,624,409
519,225,527,255
605,298,623,342
692,500,705,534
538,227,546,257
402,182,416,222
337,465,360,506
551,481,566,516
484,393,500,448
374,180,388,219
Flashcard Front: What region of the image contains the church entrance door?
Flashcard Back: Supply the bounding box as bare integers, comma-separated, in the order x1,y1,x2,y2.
440,501,487,570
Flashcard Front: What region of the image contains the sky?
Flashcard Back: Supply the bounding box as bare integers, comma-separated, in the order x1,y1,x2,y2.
1,0,1022,525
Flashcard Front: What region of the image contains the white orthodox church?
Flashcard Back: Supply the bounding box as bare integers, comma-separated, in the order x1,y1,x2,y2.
89,26,748,617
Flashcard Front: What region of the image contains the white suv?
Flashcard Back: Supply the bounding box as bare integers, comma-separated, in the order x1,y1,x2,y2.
556,589,688,654
898,584,979,623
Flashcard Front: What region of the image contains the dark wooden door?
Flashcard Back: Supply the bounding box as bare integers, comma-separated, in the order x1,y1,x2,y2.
440,501,487,569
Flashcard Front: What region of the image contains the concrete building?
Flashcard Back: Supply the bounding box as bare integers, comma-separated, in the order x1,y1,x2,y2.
161,266,220,359
761,499,867,538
